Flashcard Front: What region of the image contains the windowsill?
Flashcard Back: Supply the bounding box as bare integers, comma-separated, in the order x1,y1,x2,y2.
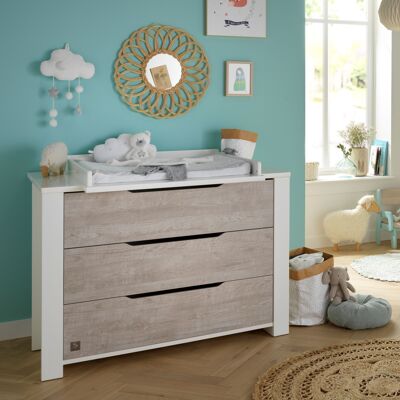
306,175,396,184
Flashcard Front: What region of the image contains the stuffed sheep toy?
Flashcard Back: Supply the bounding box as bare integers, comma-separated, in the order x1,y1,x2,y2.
323,195,380,251
40,142,68,177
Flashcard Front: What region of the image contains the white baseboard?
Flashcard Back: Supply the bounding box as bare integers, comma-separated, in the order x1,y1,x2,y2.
0,319,31,342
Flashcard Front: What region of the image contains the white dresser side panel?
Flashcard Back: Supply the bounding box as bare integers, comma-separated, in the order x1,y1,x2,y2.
266,176,290,336
41,191,64,381
31,185,41,351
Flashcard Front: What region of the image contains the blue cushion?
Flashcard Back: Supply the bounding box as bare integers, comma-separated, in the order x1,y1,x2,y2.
327,294,392,330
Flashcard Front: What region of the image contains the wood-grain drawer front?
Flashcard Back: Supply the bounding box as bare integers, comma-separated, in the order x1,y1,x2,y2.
64,181,273,248
64,276,272,359
64,228,273,304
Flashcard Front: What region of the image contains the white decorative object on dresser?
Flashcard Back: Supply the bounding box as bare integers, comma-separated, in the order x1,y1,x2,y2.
28,149,290,381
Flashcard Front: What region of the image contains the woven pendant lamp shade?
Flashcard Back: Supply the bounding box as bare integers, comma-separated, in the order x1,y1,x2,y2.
379,0,400,31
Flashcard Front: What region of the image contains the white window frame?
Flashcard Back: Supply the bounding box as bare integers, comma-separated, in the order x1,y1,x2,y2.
306,0,376,173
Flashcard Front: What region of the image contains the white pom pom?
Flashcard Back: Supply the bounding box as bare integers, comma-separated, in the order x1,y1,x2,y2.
49,109,58,118
65,91,73,100
49,118,58,128
75,85,84,94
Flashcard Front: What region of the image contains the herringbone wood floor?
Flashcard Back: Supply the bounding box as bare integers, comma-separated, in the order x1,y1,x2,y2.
1,242,399,400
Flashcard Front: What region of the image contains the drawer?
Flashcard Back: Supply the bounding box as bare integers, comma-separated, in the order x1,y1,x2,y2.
64,276,272,359
64,228,273,304
64,181,274,248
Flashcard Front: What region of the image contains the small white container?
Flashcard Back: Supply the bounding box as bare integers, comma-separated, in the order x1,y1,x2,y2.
305,162,319,181
221,129,258,159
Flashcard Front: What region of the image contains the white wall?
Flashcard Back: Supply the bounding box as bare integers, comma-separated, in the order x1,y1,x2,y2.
305,12,400,249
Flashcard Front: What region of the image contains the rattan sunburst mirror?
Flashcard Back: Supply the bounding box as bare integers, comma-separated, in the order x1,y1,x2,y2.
114,24,210,119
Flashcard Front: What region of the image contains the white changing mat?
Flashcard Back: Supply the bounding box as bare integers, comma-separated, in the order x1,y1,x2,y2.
77,154,252,184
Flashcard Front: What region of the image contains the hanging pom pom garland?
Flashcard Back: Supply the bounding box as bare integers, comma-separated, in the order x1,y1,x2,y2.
48,76,59,128
75,78,83,115
75,79,84,94
40,43,95,127
65,81,73,101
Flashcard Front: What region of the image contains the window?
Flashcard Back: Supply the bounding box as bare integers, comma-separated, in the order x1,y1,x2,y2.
306,0,375,170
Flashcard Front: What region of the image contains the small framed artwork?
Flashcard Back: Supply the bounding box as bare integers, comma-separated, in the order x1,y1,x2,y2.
150,65,172,90
225,61,253,96
206,0,267,38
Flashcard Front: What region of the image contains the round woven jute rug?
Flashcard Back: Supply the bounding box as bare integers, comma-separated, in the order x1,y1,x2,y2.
253,339,400,400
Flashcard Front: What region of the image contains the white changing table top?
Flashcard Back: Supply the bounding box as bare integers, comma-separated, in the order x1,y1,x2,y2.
28,169,290,193
28,149,290,193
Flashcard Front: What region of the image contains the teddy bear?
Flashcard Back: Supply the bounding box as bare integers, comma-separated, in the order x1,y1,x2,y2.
322,267,356,305
125,131,157,162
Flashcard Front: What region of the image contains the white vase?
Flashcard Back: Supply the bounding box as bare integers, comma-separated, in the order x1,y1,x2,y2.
350,147,369,177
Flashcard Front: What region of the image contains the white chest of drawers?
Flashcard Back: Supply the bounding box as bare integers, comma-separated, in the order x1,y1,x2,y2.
29,168,290,381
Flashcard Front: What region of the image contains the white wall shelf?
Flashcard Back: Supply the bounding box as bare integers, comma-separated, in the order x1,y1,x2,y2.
306,175,395,185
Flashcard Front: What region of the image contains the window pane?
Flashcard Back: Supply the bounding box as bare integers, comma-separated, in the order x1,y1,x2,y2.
328,0,367,21
306,0,323,19
328,24,367,167
306,22,324,164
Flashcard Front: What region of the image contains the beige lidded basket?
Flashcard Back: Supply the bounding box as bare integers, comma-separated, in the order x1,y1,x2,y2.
221,129,258,159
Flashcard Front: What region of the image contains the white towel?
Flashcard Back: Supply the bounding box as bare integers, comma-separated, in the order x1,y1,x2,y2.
289,252,324,271
109,155,215,167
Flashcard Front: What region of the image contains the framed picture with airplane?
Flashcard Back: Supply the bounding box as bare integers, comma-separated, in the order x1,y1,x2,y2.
206,0,267,38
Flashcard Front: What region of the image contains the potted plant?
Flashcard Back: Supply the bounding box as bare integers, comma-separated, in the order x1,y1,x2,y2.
339,122,374,177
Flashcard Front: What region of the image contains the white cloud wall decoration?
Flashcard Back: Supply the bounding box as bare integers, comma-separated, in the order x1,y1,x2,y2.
40,43,95,128
40,44,95,80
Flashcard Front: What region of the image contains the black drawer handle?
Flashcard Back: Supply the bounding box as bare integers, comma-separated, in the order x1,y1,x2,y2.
128,184,222,193
125,232,224,246
126,282,223,299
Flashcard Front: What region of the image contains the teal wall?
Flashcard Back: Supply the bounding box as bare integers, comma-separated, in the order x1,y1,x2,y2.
0,0,304,323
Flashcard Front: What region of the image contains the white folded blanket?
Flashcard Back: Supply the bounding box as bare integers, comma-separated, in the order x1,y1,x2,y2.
109,155,215,167
289,252,324,271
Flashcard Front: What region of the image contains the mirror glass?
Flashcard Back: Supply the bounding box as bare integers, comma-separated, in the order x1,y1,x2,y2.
145,53,182,90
